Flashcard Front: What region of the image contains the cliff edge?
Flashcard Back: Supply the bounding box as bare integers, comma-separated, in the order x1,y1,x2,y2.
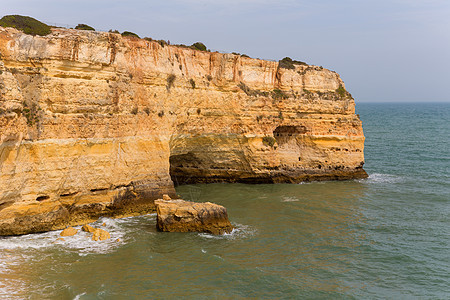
0,26,366,235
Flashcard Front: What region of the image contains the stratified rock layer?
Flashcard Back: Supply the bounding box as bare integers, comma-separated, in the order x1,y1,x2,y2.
0,26,366,235
155,199,233,235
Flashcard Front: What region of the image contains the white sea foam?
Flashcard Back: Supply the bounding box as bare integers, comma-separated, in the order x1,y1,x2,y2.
281,196,299,202
73,292,86,300
0,216,141,298
0,217,134,257
359,173,404,184
197,223,256,240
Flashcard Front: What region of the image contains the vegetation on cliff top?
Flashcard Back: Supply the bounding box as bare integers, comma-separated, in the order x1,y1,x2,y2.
191,42,207,51
278,57,308,70
121,31,140,38
0,15,329,79
171,41,210,52
75,24,95,31
0,15,51,36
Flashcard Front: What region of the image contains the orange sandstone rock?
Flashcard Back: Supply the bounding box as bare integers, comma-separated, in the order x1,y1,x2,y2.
92,228,110,241
0,26,366,236
155,199,233,235
81,224,96,233
60,227,78,236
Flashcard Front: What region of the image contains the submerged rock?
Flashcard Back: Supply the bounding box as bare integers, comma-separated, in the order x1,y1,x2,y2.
60,227,78,236
92,228,110,241
155,199,233,235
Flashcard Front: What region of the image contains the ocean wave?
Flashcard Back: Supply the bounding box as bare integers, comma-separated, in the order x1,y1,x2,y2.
281,196,299,202
73,292,86,300
197,223,256,240
359,173,404,184
0,217,129,256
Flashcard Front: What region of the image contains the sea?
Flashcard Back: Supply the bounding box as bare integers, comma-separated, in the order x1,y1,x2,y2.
0,102,449,299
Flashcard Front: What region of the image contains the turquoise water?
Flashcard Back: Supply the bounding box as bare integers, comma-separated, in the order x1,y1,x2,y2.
1,103,449,299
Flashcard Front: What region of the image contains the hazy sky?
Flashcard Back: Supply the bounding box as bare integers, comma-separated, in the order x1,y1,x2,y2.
3,0,450,102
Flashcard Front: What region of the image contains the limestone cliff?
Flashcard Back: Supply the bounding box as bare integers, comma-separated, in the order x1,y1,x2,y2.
0,26,366,235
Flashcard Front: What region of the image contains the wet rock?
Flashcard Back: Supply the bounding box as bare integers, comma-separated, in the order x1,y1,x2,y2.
60,227,78,236
81,224,96,233
155,199,233,235
92,228,110,241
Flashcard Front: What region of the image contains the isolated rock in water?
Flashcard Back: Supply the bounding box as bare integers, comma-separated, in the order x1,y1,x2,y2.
92,228,111,241
60,227,78,236
81,224,96,233
155,199,233,235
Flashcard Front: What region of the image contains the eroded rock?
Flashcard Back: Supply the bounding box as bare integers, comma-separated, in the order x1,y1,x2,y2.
81,224,96,233
155,199,233,235
60,227,77,236
92,228,111,241
0,26,366,236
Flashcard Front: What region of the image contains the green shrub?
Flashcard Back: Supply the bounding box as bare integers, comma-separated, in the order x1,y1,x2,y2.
156,40,167,47
238,82,268,97
75,24,95,31
272,89,289,100
336,85,347,97
231,52,250,58
278,57,308,70
167,74,176,90
174,43,189,49
22,101,41,126
191,42,207,51
121,31,140,38
262,136,276,147
0,15,51,36
189,78,196,89
108,29,120,34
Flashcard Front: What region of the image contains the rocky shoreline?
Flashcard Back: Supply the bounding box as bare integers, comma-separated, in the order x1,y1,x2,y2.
0,25,366,236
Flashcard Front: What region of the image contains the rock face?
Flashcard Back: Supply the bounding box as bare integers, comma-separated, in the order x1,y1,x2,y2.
155,199,233,235
0,26,366,235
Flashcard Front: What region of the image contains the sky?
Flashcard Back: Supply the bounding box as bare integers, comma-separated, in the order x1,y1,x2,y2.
3,0,450,102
